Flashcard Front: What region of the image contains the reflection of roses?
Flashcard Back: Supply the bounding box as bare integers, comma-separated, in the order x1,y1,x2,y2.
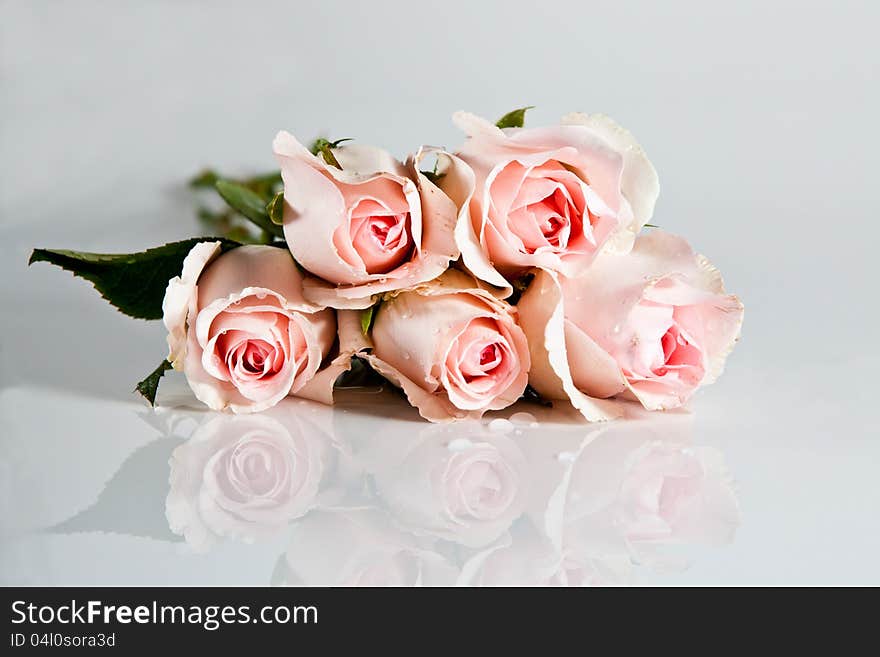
370,425,528,548
163,243,339,413
449,111,659,290
280,509,457,586
362,270,530,421
273,132,463,309
518,230,744,419
166,404,332,550
615,441,741,548
459,523,633,587
523,412,740,574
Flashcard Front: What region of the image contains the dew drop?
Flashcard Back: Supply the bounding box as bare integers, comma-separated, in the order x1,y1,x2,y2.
509,411,539,427
556,451,577,463
447,438,473,451
488,418,514,434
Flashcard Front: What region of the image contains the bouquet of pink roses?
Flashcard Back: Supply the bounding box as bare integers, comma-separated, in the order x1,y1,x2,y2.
31,108,743,422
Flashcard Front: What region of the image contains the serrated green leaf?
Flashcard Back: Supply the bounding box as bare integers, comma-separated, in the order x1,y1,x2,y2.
267,191,285,226
29,238,240,319
215,180,284,238
495,106,535,129
135,359,173,406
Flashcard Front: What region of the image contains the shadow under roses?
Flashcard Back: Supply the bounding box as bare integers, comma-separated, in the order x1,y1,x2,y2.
44,393,741,586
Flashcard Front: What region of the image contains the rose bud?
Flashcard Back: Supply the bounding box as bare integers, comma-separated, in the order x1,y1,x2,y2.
448,111,659,292
361,270,530,421
518,230,744,419
163,243,349,413
165,401,334,550
273,132,464,309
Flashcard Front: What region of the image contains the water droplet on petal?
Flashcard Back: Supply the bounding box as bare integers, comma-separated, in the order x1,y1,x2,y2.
557,451,577,463
447,438,473,451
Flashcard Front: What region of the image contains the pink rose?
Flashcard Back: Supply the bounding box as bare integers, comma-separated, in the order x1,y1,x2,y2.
360,270,530,421
273,132,464,308
163,243,353,413
165,401,333,550
518,230,744,419
449,111,660,292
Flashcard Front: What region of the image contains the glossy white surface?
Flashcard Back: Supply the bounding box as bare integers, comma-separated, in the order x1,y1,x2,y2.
1,0,878,585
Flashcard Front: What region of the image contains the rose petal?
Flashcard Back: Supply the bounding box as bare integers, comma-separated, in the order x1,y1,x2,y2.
162,240,223,369
294,309,364,405
517,269,624,422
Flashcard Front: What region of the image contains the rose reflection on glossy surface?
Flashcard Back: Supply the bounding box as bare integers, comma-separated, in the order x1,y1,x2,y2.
165,400,354,551
147,390,741,584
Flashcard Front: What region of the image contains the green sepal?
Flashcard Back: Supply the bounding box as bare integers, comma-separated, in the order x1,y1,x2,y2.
360,302,381,335
495,106,535,129
135,360,173,406
267,191,285,226
310,137,353,169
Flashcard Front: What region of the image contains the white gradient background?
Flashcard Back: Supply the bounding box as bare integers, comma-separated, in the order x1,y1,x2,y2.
1,0,878,585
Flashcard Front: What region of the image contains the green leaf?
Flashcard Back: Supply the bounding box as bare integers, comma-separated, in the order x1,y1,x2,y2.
643,223,659,229
215,180,284,238
267,191,285,226
29,238,240,319
495,106,535,129
135,359,173,406
188,169,220,189
190,169,281,198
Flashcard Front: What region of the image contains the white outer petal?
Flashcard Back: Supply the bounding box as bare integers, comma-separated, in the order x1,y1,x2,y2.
162,240,223,369
561,112,660,254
